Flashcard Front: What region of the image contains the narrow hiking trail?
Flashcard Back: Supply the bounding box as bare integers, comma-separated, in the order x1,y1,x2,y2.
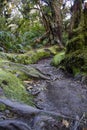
0,58,87,130
31,58,87,116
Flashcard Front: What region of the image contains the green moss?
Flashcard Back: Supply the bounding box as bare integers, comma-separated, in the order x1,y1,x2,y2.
48,45,59,54
51,52,65,67
2,45,59,65
61,48,87,75
66,34,84,53
0,69,33,105
0,103,6,111
63,8,87,77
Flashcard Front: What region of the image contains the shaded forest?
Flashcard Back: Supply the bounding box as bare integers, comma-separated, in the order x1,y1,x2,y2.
0,0,87,130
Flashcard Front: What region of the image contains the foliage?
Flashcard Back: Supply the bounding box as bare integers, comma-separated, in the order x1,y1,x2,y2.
0,31,16,52
66,34,84,53
0,17,8,30
18,22,45,49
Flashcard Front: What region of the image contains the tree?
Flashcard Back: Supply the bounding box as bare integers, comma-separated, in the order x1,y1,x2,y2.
38,0,64,48
61,0,87,75
69,0,82,39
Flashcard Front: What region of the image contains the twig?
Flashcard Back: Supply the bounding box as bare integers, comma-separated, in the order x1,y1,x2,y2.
70,113,85,130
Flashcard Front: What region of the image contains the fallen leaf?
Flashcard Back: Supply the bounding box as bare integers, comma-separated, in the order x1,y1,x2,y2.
62,119,69,128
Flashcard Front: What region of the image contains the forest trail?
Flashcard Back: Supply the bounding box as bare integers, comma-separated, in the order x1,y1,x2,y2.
31,58,87,116
0,58,87,130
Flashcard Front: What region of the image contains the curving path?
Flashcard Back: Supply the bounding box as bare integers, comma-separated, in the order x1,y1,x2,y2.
0,58,87,130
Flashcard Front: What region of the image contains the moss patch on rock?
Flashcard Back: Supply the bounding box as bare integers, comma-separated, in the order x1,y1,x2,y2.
0,69,33,105
61,48,87,76
51,52,65,67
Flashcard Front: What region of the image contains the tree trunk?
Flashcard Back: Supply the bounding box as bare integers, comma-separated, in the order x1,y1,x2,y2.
38,0,64,49
50,0,63,48
62,0,87,75
69,0,82,39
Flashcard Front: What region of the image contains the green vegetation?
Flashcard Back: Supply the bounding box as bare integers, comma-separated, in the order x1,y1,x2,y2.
0,45,59,65
60,5,87,76
66,34,84,53
0,69,33,105
61,48,87,75
0,0,87,112
51,51,65,67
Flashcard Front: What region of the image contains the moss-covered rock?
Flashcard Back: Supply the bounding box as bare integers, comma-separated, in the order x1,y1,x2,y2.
0,45,59,65
0,69,33,105
61,48,87,76
51,52,65,67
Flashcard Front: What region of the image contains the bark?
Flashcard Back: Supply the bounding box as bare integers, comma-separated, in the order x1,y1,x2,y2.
38,0,64,49
69,0,82,39
50,0,63,47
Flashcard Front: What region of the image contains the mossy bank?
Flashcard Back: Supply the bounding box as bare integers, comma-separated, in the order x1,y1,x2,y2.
0,45,59,65
0,69,33,110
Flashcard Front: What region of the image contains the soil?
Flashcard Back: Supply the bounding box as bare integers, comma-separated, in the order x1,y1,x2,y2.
0,58,87,130
31,58,87,116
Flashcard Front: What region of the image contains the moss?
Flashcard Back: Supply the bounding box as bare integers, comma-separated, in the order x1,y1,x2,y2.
61,48,87,75
62,8,87,77
31,50,50,63
66,34,84,53
0,69,33,106
66,12,86,54
48,45,59,54
51,52,65,67
1,45,59,65
16,71,30,80
0,103,6,111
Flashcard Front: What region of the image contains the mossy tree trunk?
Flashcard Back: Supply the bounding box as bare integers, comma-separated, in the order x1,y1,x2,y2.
38,0,64,49
69,0,82,39
66,0,87,53
84,6,87,45
61,0,87,75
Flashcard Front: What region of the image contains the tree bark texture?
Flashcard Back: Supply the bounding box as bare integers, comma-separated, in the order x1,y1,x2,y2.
38,0,64,48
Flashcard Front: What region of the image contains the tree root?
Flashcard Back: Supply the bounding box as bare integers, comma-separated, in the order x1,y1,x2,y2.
0,98,86,130
0,120,31,130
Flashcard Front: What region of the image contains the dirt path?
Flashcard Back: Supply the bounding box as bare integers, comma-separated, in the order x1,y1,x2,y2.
31,58,87,117
0,58,87,130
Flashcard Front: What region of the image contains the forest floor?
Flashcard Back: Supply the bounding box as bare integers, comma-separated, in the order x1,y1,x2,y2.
0,58,87,130
31,58,87,116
